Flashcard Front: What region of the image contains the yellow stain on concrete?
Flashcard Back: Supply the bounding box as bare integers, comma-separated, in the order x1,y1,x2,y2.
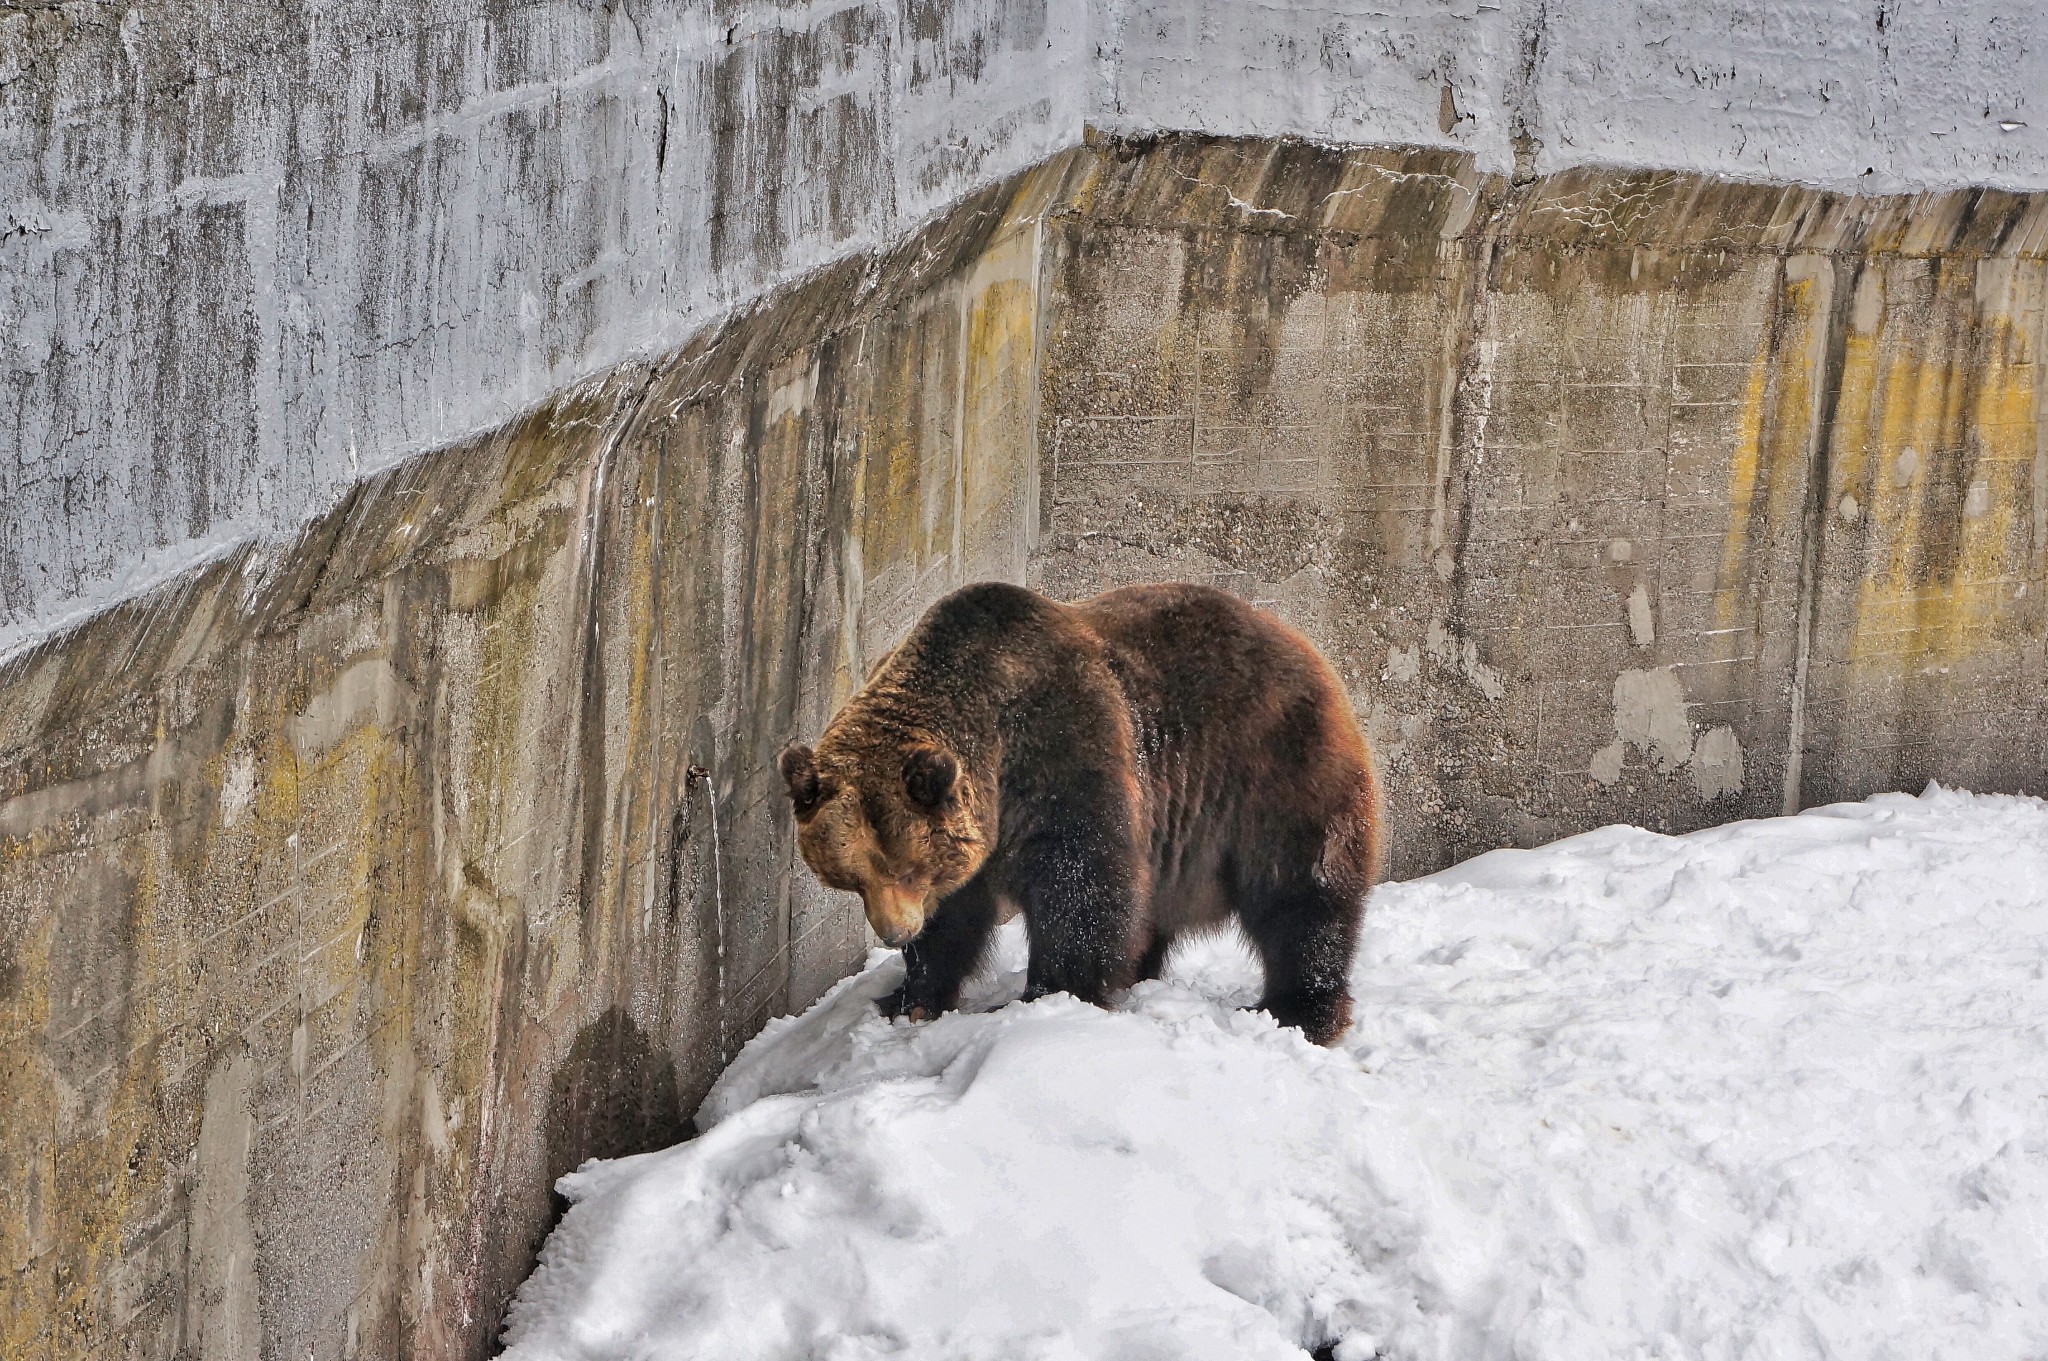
615,457,666,891
1715,271,1821,631
1826,317,1883,513
860,313,953,583
833,427,871,711
0,882,56,1358
47,844,171,1358
1844,272,2039,663
961,263,1037,541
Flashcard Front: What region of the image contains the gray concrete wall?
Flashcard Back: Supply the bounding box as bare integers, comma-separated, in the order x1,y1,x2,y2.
1095,0,2048,192
1033,136,2048,874
9,0,2046,666
0,0,1086,655
0,158,1060,1361
3,131,2045,1360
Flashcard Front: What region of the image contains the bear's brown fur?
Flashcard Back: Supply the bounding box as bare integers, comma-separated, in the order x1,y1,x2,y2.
778,581,1381,1045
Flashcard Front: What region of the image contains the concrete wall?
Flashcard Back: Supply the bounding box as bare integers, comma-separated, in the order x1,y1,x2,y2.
8,0,2045,663
4,134,2043,1359
1030,136,2048,874
0,159,1058,1361
5,0,2045,1354
0,0,1087,655
1096,0,2048,191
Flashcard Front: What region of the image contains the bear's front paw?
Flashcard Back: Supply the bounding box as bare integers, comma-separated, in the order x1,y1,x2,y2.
877,983,941,1023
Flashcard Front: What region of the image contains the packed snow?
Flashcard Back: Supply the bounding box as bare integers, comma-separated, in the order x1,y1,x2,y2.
502,787,2048,1360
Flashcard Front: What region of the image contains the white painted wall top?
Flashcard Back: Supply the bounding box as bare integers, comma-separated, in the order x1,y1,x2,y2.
1095,0,2046,192
0,0,1089,657
2,0,2043,655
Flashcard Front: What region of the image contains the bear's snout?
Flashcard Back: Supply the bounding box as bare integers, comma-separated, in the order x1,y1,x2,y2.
864,883,929,947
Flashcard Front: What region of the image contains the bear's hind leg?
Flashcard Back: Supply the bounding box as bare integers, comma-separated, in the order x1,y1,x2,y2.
882,875,1000,1022
1240,877,1362,1046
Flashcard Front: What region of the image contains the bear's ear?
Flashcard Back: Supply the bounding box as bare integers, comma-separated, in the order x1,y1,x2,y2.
901,746,958,813
779,744,828,819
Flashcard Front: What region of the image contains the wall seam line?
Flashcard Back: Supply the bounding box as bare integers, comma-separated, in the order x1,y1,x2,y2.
1783,252,1862,815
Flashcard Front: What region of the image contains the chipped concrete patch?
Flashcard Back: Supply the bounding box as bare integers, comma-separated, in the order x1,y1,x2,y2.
1965,479,1992,520
186,1050,260,1361
218,748,257,829
1597,676,1747,798
1628,583,1656,646
1612,667,1695,773
1425,618,1504,701
288,658,411,759
1692,726,1746,800
1364,703,1430,774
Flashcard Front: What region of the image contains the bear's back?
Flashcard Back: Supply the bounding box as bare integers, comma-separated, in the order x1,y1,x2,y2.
1073,582,1379,903
1072,583,1339,739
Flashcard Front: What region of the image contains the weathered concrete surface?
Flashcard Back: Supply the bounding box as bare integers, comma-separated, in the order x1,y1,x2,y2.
0,156,1061,1360
0,0,1086,655
1032,135,2048,874
9,0,2046,666
3,133,2045,1360
1096,0,2048,191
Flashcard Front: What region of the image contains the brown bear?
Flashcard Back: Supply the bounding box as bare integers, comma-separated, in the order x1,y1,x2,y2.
777,581,1382,1046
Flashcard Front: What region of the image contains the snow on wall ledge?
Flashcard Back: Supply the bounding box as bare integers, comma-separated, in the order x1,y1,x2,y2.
0,0,1087,657
1095,0,2047,192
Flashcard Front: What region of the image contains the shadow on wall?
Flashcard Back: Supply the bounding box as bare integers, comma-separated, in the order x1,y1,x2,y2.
539,1008,687,1238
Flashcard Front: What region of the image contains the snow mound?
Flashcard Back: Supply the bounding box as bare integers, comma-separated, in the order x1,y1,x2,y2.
501,787,2048,1360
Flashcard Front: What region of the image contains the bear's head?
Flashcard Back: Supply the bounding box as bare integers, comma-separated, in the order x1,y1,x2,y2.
778,734,988,946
